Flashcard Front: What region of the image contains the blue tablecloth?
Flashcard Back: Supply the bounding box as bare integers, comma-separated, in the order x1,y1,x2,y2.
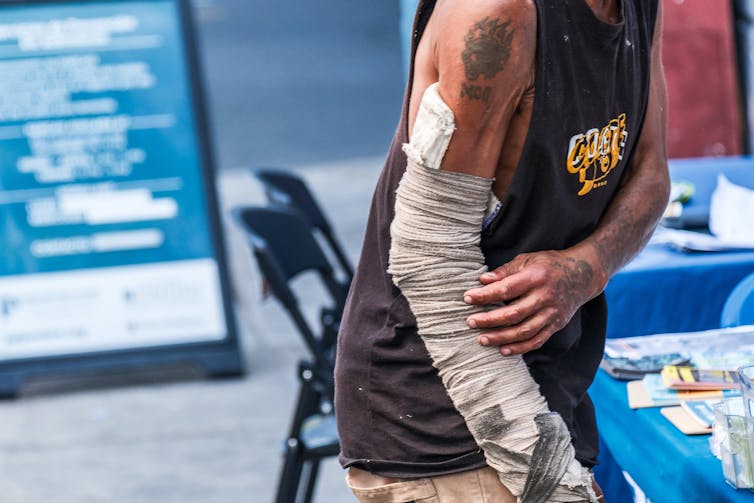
590,370,754,503
596,243,754,500
596,157,754,501
605,244,754,339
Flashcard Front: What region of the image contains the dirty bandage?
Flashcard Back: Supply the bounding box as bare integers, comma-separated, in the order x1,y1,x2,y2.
388,84,596,503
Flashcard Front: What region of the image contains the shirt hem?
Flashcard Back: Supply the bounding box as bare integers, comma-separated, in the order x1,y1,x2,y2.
339,450,488,479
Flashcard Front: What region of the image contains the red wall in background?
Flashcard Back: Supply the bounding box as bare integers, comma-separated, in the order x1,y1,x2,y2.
662,0,743,158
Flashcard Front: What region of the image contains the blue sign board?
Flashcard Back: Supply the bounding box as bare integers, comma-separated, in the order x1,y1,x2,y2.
0,0,242,390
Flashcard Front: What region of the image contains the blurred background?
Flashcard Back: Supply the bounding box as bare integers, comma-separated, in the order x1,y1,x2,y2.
0,1,403,501
197,0,404,168
1,0,754,502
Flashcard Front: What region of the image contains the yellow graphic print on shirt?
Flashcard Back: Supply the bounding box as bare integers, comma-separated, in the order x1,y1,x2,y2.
566,113,628,196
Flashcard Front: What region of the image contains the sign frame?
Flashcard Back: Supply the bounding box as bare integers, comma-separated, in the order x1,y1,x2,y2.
0,0,245,396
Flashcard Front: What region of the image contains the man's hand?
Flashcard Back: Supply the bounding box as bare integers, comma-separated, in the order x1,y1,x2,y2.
465,0,669,357
463,249,606,356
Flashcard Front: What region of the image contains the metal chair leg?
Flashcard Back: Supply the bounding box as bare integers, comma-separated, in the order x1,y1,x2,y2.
275,365,325,503
274,437,304,503
302,460,321,503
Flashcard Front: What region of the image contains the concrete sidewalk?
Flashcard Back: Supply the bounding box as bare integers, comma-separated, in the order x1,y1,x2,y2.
0,157,383,503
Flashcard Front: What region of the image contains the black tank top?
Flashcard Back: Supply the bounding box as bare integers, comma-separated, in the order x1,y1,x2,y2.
335,0,658,477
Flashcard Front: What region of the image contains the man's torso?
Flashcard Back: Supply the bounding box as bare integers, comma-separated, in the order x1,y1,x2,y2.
335,0,657,478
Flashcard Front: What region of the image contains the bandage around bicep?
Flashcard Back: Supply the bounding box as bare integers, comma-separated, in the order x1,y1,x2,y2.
388,83,596,503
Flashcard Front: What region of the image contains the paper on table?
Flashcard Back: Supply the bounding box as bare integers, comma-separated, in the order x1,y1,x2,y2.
650,226,754,252
681,400,718,428
710,174,754,246
628,374,740,409
661,406,714,435
603,325,754,359
650,175,754,252
690,349,754,370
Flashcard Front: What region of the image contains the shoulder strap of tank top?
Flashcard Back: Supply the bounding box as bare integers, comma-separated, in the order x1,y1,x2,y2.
401,0,437,140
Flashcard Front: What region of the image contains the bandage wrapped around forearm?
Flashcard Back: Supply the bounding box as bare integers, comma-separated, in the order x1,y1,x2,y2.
388,84,596,503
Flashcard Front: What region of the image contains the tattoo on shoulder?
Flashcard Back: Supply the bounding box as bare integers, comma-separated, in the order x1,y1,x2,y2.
462,17,514,81
460,17,515,103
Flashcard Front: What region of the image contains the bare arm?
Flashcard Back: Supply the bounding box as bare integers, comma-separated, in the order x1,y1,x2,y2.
424,0,536,178
465,1,669,354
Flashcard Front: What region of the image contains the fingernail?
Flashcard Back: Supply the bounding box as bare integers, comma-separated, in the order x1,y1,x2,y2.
463,295,473,304
467,318,477,328
481,273,495,280
501,348,512,356
479,336,489,346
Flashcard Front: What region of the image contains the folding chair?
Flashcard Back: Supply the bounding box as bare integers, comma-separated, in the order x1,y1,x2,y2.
233,205,346,503
252,167,355,283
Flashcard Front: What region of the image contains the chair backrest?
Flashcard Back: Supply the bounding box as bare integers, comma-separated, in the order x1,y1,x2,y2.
721,272,754,327
233,205,346,368
252,167,354,280
254,167,332,234
234,205,331,280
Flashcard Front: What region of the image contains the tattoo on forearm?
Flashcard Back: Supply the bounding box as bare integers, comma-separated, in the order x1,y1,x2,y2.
460,17,514,102
593,192,665,274
555,258,594,305
593,206,635,267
